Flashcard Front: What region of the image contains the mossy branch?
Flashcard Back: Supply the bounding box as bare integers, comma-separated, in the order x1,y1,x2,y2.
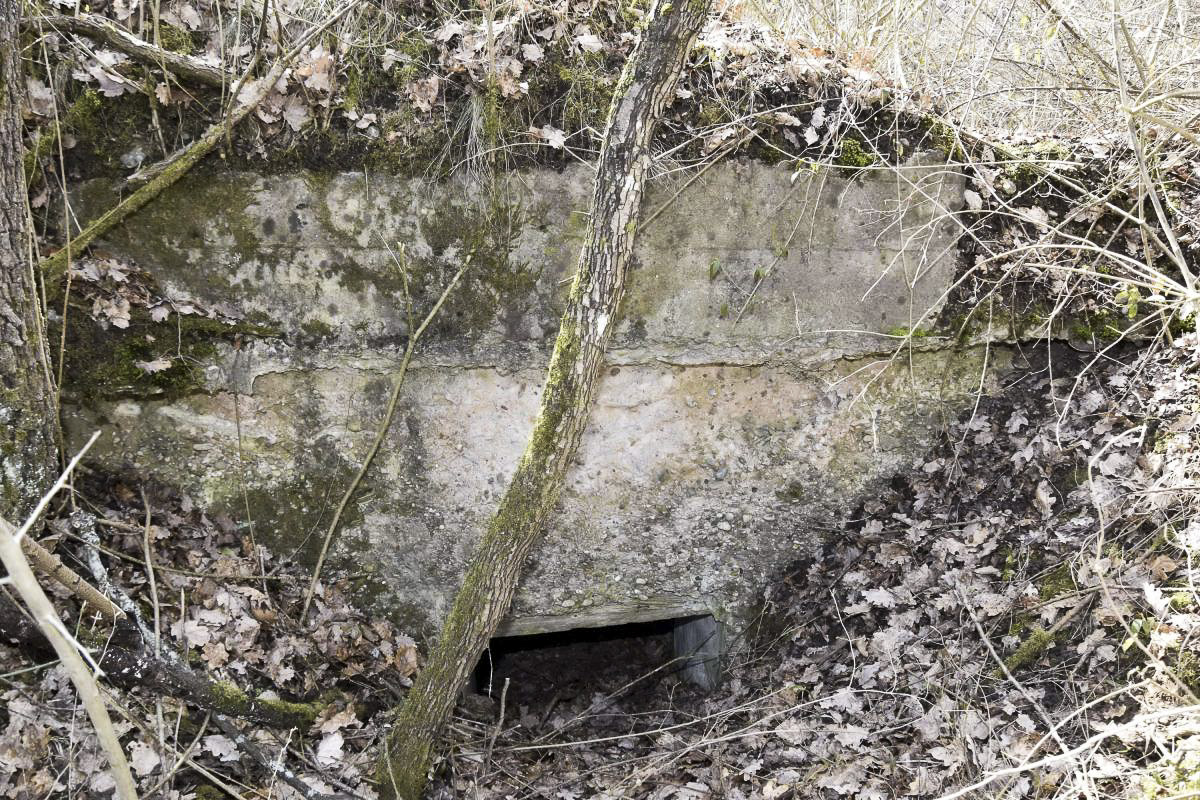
38,0,361,287
20,534,125,620
29,13,236,88
991,592,1092,677
0,436,137,800
998,627,1057,675
0,539,326,731
38,59,287,290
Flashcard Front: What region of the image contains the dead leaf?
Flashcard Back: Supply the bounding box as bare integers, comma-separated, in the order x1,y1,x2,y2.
203,735,240,762
128,741,161,776
282,94,311,132
1149,554,1178,581
406,76,440,113
134,357,173,374
575,31,603,53
540,125,566,149
26,77,55,117
316,730,344,765
318,708,358,734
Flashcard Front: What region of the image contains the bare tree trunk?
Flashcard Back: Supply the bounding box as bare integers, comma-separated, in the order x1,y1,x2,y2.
0,0,57,521
376,1,712,796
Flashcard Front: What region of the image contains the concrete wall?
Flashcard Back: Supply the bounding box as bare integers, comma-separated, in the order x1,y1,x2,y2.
66,153,1003,637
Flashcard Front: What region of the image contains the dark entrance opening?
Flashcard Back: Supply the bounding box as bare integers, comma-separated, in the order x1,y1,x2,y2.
471,614,723,707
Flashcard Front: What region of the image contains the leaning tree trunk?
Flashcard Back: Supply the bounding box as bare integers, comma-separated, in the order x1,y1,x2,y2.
0,0,57,521
377,1,712,796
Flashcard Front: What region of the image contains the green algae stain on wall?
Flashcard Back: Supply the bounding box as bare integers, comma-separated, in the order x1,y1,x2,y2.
413,190,543,338
75,169,559,346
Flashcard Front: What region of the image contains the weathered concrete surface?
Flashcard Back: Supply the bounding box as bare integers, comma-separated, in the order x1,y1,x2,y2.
65,154,1000,637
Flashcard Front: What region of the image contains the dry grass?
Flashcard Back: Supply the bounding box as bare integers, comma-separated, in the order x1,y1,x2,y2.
753,0,1200,140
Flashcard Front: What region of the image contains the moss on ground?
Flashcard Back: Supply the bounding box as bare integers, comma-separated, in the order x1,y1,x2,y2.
1037,563,1076,600
997,627,1056,675
1172,648,1200,695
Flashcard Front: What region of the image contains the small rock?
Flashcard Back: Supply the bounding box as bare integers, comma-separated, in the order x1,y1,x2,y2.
717,521,732,532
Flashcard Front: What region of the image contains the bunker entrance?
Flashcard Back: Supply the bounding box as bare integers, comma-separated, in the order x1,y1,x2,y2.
472,614,723,707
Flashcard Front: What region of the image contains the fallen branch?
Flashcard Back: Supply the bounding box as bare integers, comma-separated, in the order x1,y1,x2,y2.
32,13,236,88
211,713,358,800
0,435,136,800
20,534,125,621
77,510,327,729
0,584,322,729
0,511,325,731
0,523,137,800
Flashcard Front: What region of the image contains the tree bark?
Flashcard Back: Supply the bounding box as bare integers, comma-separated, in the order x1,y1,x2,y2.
376,1,712,796
0,0,57,521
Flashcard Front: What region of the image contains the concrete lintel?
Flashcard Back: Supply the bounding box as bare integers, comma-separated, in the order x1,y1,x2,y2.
495,599,712,638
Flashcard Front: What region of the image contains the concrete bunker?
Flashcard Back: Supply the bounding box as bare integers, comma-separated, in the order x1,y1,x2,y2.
474,613,725,701
64,156,1007,645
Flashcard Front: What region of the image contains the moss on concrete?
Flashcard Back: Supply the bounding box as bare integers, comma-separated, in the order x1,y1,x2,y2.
65,89,161,174
836,137,876,169
413,191,540,337
233,447,363,560
1069,309,1123,343
24,90,104,180
54,306,273,401
886,325,932,339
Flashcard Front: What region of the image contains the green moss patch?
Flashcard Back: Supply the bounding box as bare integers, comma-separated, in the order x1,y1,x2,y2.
1037,562,1076,600
412,191,542,338
53,307,269,401
835,137,876,169
997,627,1056,675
